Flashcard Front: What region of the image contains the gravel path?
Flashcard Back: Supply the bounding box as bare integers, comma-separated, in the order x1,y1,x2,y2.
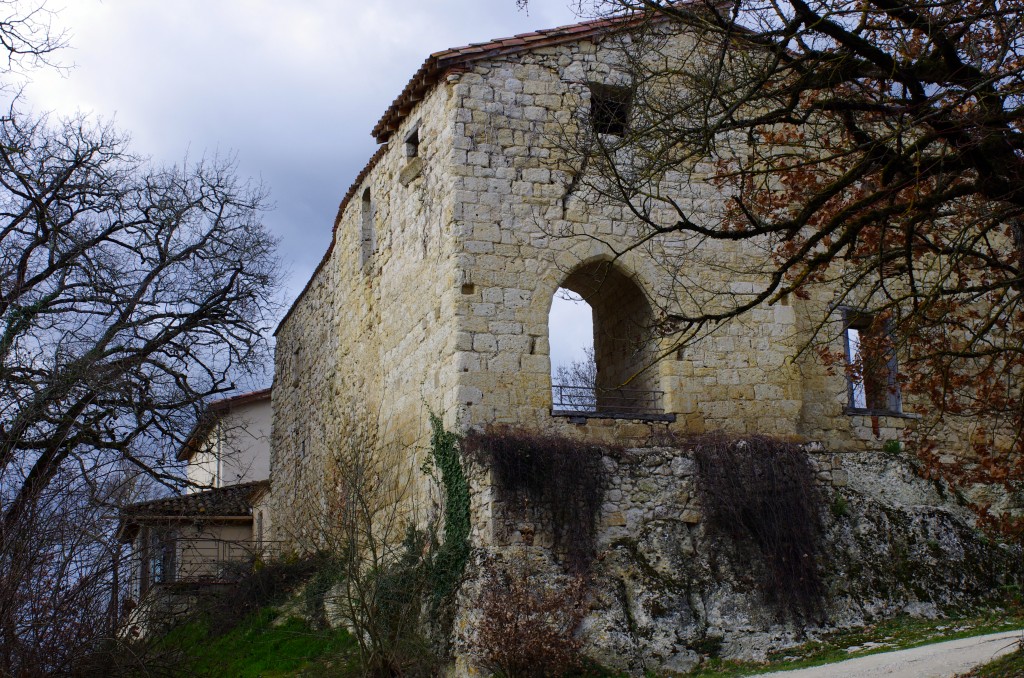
754,629,1024,677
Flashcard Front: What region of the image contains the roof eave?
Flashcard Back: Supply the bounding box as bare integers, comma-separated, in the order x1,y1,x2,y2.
370,10,678,143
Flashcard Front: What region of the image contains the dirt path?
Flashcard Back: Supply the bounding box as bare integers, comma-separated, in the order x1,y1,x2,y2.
754,629,1023,677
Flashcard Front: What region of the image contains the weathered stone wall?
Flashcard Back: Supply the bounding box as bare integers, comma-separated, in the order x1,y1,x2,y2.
271,20,1006,553
453,447,1019,675
267,22,1024,677
271,78,466,550
441,33,879,448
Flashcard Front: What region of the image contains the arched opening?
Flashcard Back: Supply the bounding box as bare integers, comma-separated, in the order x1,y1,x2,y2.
549,261,662,416
549,289,595,411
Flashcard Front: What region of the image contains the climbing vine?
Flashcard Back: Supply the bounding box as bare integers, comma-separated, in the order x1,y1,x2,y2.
464,426,610,573
426,414,471,603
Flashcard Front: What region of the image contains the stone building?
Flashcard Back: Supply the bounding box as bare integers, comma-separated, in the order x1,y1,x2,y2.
118,389,274,631
271,12,919,545
269,12,1014,672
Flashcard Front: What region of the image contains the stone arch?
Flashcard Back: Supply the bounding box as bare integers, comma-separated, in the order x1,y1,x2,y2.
550,258,661,413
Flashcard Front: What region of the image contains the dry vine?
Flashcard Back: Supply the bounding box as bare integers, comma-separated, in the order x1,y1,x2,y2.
464,427,613,573
694,434,825,621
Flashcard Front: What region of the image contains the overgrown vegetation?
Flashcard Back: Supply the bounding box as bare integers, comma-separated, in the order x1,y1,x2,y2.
344,528,437,676
464,426,611,572
472,558,588,678
694,434,824,621
962,645,1024,677
209,555,329,634
81,558,354,677
301,421,440,675
285,415,470,674
405,413,473,663
426,414,471,604
156,607,356,678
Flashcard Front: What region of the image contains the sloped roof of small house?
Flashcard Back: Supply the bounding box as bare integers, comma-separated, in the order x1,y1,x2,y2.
117,480,269,541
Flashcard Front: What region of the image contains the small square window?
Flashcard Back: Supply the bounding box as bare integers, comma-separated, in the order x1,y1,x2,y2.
404,127,420,158
588,83,631,137
843,310,900,414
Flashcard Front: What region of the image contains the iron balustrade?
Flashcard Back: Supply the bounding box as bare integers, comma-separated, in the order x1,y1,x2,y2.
551,383,667,417
131,536,281,593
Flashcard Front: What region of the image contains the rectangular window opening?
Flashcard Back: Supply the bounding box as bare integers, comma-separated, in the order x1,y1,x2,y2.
588,83,632,137
843,310,900,414
404,128,420,158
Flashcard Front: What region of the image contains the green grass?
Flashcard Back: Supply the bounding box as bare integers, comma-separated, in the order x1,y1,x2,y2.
162,606,357,677
681,607,1024,676
962,646,1024,677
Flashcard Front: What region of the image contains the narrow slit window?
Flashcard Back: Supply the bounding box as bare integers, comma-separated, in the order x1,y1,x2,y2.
589,83,632,137
360,188,375,271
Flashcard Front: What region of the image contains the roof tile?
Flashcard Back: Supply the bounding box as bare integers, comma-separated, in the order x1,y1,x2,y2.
121,480,269,520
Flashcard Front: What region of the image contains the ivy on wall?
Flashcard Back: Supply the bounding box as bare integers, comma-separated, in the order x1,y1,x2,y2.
426,414,471,603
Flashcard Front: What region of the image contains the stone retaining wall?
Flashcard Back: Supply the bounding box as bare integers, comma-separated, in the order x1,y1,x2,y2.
453,447,1018,675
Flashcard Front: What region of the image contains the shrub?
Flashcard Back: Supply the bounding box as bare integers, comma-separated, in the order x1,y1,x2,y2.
473,559,587,678
830,493,850,519
206,555,326,634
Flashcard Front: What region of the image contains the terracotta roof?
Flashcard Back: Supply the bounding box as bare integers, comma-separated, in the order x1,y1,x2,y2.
118,480,269,541
372,10,671,142
209,387,272,413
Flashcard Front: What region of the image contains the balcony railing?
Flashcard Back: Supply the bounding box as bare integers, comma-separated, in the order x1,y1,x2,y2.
132,537,281,593
551,383,674,421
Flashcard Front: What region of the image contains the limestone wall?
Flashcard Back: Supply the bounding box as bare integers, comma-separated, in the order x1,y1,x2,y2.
271,79,466,550
453,447,1017,674
272,24,985,550
442,35,838,443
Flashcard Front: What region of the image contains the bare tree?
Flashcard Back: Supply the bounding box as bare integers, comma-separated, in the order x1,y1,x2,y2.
297,427,437,676
0,0,64,75
0,466,139,677
0,114,279,674
553,347,597,412
0,2,280,672
530,0,1024,527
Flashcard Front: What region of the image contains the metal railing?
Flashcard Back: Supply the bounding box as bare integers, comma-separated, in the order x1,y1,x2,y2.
132,537,281,592
551,383,667,417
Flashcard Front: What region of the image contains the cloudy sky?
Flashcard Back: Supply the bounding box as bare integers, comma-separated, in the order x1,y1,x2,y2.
21,0,593,376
